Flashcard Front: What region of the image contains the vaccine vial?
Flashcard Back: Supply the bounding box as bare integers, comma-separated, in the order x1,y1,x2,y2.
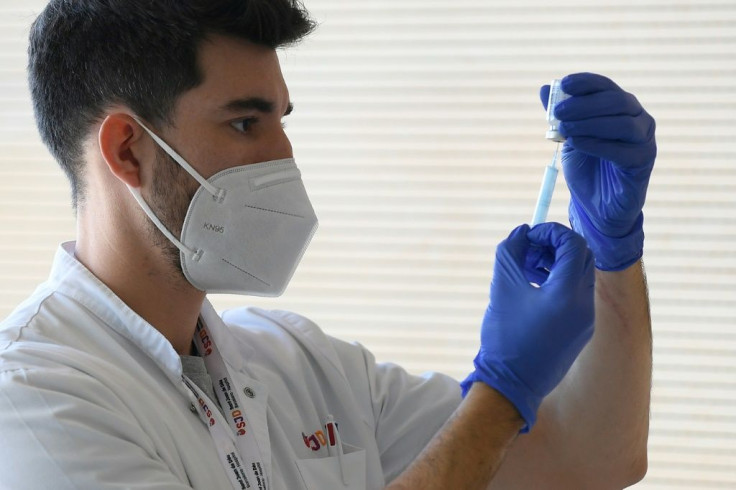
546,79,571,142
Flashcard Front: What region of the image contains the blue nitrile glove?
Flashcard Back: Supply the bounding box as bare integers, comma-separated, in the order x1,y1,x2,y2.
461,223,595,432
540,73,657,271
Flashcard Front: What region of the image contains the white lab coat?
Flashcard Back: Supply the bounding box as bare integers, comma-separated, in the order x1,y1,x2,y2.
0,243,462,490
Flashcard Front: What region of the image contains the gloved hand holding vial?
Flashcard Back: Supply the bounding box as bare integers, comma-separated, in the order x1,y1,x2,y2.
537,73,656,270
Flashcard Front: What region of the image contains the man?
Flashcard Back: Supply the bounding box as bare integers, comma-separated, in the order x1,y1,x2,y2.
0,1,655,489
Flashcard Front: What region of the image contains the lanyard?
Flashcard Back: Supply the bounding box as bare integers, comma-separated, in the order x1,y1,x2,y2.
185,321,269,490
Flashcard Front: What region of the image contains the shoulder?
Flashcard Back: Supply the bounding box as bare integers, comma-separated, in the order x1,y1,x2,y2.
0,284,143,384
219,305,460,411
0,283,69,359
221,306,323,337
220,306,365,372
221,306,343,354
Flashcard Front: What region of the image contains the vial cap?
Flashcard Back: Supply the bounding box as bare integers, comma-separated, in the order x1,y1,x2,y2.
546,129,566,142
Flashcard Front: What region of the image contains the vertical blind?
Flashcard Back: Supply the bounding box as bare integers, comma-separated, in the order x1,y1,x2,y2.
0,1,734,488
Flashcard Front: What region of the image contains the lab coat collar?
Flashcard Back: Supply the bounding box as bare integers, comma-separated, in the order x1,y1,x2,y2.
50,242,250,387
52,242,183,383
198,299,254,372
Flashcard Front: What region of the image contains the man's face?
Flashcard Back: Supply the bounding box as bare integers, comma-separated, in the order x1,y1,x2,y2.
163,34,294,176
144,35,294,275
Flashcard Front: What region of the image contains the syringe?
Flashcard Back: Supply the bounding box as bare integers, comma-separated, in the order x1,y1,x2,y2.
531,79,569,226
530,143,560,226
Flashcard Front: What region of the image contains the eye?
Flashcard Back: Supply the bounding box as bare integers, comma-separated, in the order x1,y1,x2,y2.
231,117,258,134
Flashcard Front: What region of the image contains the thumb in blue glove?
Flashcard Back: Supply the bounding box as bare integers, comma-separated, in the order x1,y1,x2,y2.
461,223,595,432
540,73,656,271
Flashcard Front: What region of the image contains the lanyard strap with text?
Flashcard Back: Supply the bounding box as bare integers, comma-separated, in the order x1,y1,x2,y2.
186,321,269,490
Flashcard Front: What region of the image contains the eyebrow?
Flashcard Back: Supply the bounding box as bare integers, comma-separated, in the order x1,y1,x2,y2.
220,97,293,116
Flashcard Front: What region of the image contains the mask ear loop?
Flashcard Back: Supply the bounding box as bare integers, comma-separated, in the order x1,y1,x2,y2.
132,116,226,203
125,116,220,262
127,186,202,262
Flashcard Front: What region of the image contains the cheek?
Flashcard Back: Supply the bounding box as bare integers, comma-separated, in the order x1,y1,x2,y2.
176,181,197,215
150,154,198,231
177,124,293,177
187,146,239,179
176,173,199,219
249,126,293,164
163,178,197,236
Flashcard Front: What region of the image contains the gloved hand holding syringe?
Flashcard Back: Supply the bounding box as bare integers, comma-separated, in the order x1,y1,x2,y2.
531,79,570,226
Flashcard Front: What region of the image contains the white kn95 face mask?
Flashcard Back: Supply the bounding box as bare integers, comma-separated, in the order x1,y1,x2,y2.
128,117,318,296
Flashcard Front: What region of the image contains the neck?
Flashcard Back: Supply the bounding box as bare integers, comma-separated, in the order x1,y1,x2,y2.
75,209,205,355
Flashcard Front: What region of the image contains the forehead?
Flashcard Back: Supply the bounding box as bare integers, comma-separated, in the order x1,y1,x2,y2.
176,34,289,116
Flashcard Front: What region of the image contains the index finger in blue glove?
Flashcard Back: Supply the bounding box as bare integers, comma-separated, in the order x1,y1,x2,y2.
526,222,593,283
524,243,555,285
494,224,534,286
555,90,643,121
565,135,657,170
559,113,655,144
497,224,573,287
560,72,622,96
539,73,623,110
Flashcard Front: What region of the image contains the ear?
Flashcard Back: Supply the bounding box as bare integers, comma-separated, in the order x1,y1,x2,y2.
98,113,152,188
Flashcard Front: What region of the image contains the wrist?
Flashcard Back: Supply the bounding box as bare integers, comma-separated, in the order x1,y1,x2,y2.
464,382,526,432
569,202,644,271
460,368,540,433
388,380,525,489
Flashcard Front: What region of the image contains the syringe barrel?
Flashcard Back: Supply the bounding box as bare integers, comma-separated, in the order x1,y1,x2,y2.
546,79,571,142
531,163,559,226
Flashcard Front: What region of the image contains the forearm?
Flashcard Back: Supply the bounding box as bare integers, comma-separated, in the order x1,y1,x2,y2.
387,383,524,490
543,260,652,485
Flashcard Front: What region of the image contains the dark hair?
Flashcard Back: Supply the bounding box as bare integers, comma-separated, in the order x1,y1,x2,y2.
28,0,316,208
